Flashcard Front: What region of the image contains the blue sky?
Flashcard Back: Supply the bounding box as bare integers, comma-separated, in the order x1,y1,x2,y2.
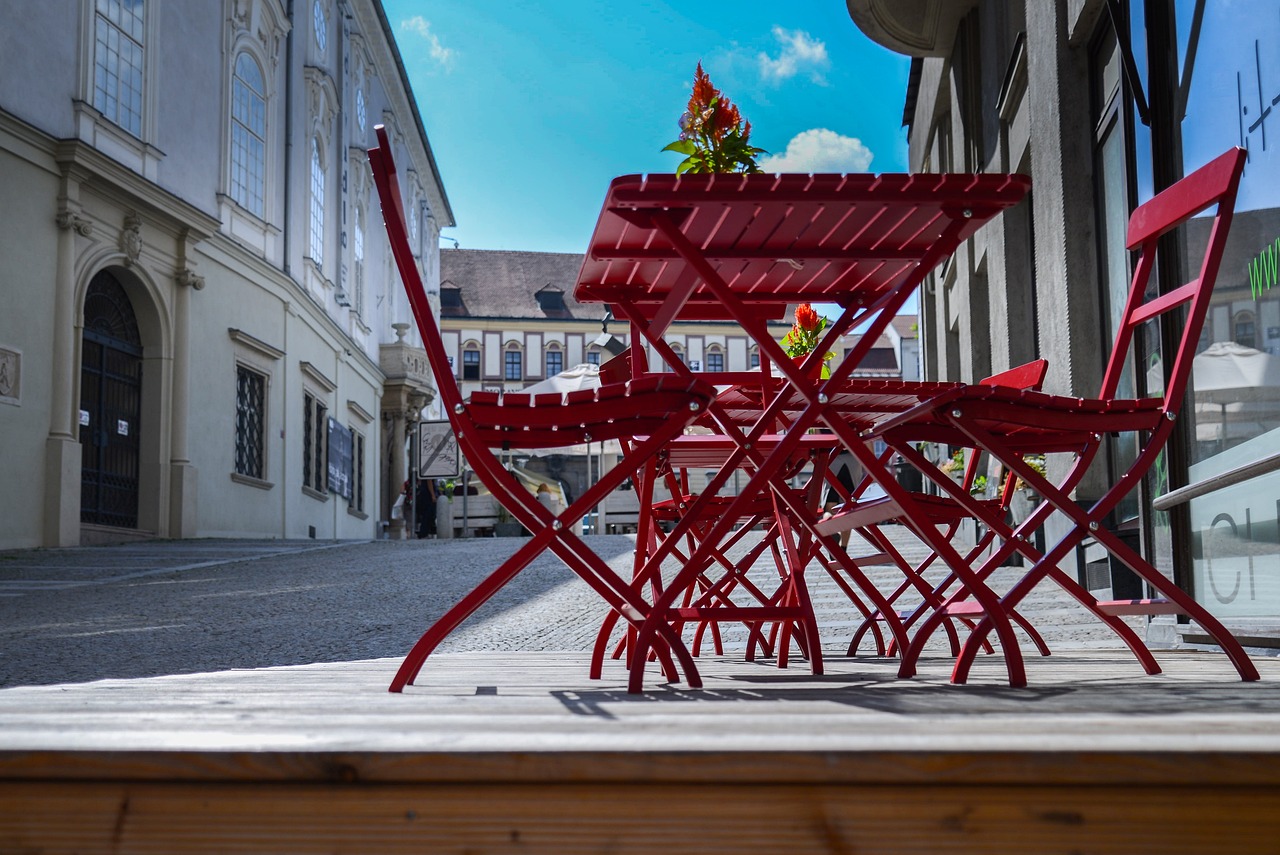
381,1,912,254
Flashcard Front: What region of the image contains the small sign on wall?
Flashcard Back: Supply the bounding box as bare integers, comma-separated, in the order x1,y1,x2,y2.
117,420,129,436
0,347,19,406
80,410,91,426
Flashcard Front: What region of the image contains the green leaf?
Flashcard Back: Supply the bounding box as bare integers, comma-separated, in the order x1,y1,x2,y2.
662,140,697,155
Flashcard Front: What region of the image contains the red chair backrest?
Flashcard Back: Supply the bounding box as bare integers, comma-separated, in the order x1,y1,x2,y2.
1103,147,1245,406
368,125,466,417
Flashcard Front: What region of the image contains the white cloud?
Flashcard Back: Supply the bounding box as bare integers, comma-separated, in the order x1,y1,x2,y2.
400,16,455,70
758,27,829,84
758,129,874,174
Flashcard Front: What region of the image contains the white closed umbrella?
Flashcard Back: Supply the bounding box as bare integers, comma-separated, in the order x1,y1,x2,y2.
1192,341,1280,443
520,363,601,395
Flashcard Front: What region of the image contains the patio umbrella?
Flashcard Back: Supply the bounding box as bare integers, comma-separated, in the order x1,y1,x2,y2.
1191,341,1280,443
520,362,601,395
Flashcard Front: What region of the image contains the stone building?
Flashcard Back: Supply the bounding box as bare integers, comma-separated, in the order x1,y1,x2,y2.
846,1,1280,635
433,248,917,514
0,1,451,548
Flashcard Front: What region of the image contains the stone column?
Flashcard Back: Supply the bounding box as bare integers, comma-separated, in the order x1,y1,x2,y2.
168,249,204,539
44,187,92,547
385,402,407,540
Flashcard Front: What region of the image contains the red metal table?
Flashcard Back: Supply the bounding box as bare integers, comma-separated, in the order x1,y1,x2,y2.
575,171,1032,692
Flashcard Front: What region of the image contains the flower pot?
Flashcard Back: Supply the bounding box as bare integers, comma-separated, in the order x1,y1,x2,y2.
790,355,825,381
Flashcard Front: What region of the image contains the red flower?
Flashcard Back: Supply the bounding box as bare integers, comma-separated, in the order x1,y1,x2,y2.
795,303,821,332
690,61,717,110
664,61,767,174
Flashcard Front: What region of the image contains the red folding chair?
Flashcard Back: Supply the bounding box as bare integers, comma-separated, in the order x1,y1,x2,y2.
818,360,1052,659
368,126,717,691
867,147,1258,685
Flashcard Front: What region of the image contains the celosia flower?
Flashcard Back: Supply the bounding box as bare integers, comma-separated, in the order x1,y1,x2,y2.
795,303,821,333
781,303,834,360
664,62,766,174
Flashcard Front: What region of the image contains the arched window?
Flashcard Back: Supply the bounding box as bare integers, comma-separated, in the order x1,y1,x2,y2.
1234,311,1257,349
545,343,563,377
504,342,523,381
461,342,480,380
666,344,685,373
230,53,266,217
309,137,325,264
705,345,725,373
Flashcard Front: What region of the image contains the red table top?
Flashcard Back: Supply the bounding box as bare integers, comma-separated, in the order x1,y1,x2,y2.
574,171,1031,317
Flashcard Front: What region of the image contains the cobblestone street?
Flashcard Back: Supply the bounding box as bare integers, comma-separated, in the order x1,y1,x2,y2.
0,529,1153,688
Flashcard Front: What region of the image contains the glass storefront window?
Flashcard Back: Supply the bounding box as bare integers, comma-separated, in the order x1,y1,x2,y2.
1173,0,1280,618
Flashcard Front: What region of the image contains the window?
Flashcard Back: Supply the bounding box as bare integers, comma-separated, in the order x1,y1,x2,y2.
349,426,365,512
312,0,327,52
355,87,366,133
706,350,724,373
545,347,563,377
309,138,325,264
441,286,464,315
230,53,266,217
504,346,523,381
93,0,145,136
750,347,760,370
303,391,327,493
352,207,365,316
1234,312,1257,349
536,287,569,316
235,365,266,479
586,349,601,366
462,346,480,380
666,345,685,372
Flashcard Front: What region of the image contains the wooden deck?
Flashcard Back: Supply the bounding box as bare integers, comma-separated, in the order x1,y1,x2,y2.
2,648,1278,853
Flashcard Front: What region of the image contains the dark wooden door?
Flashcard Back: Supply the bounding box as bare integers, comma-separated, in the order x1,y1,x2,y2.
79,271,142,529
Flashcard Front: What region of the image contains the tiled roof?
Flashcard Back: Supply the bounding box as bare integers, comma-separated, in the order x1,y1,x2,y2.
439,249,603,322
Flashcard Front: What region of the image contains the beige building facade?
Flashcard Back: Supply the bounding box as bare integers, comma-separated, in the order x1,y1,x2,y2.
0,1,450,549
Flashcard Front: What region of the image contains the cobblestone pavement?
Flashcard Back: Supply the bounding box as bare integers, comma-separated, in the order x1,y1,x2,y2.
0,529,1150,688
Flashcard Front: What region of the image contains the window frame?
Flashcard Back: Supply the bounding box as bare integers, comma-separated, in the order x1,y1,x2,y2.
92,0,146,138
504,345,523,382
545,346,563,378
229,51,267,218
308,136,326,266
302,389,329,500
461,345,481,380
234,363,267,481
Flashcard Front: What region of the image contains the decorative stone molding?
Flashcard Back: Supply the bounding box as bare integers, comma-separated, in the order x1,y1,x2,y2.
230,0,290,70
175,268,205,290
300,360,337,394
347,399,374,424
119,212,143,267
55,210,93,236
845,0,977,58
304,65,339,139
228,327,285,360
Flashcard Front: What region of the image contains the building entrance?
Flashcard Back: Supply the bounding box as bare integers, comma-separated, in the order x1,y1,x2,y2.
79,270,143,529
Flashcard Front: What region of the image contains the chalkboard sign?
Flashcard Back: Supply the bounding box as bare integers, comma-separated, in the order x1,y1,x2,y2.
327,417,353,499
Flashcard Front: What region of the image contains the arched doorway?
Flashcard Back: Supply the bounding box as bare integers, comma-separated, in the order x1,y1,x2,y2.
80,270,143,529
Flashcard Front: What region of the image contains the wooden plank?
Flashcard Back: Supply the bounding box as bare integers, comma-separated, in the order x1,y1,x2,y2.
3,780,1280,855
